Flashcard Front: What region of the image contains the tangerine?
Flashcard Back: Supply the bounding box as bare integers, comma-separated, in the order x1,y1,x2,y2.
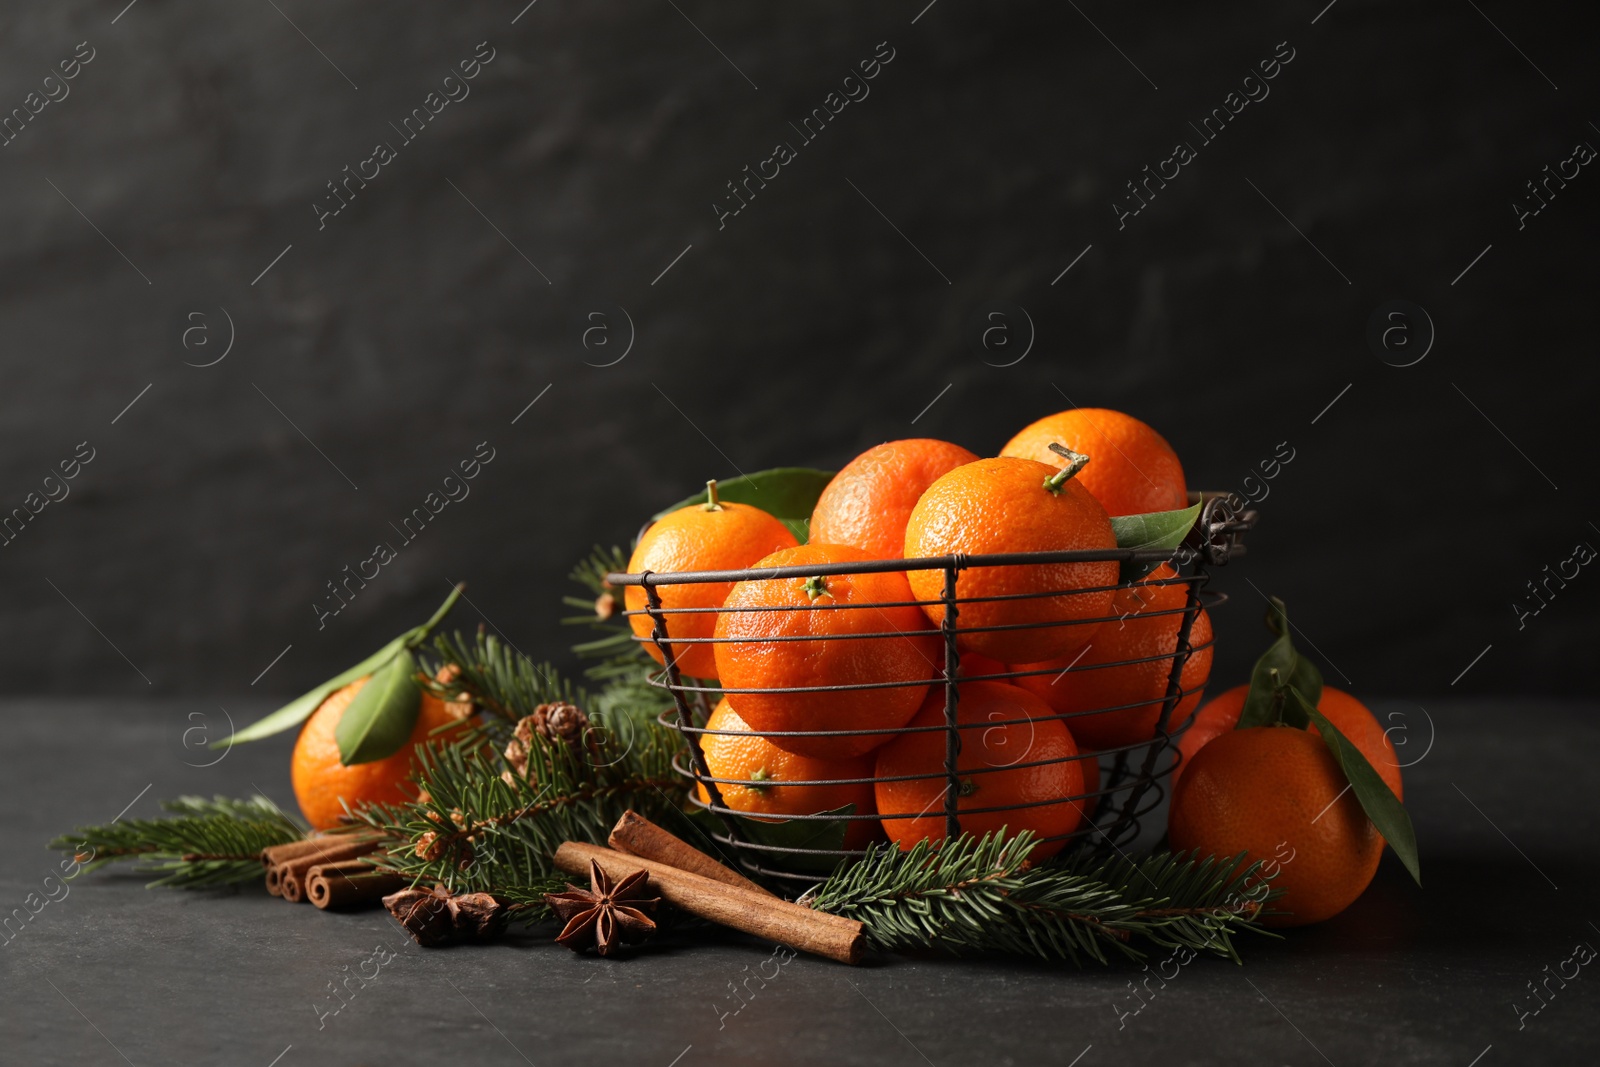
625,482,798,679
696,697,879,849
713,543,939,759
291,676,471,831
809,438,980,558
1001,407,1187,516
1012,566,1213,749
902,454,1118,663
1169,725,1382,927
874,681,1088,859
1173,684,1403,800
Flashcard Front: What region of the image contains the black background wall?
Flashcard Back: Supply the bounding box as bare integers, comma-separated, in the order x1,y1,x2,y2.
1,0,1594,701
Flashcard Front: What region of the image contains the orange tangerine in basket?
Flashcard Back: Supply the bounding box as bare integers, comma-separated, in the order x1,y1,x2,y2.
810,438,980,558
696,697,880,849
902,452,1119,664
1001,407,1187,517
625,481,798,679
955,652,1010,680
874,681,1088,859
1012,565,1213,750
713,543,940,760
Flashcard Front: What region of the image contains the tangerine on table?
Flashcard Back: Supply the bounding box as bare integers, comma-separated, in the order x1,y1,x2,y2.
809,438,980,559
713,543,939,759
1169,725,1382,927
1001,407,1187,517
696,697,880,849
291,675,471,831
902,453,1118,664
874,681,1089,859
625,481,798,680
1012,565,1213,750
1172,684,1403,800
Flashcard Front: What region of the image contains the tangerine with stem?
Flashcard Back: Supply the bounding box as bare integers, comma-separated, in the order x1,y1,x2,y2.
625,480,798,679
1001,407,1187,516
902,448,1118,663
696,697,880,849
713,543,940,759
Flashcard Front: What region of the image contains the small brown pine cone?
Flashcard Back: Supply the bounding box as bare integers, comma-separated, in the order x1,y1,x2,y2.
414,830,444,862
503,715,537,780
432,664,474,720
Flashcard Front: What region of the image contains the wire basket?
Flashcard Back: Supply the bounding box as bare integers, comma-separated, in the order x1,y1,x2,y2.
609,493,1257,886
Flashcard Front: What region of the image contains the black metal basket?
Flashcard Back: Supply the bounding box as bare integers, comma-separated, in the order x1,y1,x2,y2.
608,493,1256,886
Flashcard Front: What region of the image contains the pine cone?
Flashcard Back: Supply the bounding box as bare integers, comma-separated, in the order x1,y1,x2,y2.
432,664,474,721
504,702,595,780
414,831,445,862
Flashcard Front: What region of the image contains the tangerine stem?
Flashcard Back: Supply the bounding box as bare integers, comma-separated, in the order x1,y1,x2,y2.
407,582,465,647
1043,443,1090,494
703,479,722,511
802,575,829,600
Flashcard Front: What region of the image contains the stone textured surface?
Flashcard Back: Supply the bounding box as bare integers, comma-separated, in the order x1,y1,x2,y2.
2,696,1594,1064
0,2,1595,699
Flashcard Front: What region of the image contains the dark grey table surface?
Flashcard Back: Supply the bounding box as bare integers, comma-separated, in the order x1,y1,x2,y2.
2,696,1594,1067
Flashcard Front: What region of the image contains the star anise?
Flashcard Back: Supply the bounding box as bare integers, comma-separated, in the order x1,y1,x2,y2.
383,885,508,947
543,860,660,957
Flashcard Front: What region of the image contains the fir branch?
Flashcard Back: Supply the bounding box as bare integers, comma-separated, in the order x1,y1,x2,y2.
563,544,678,724
420,628,585,728
49,795,304,890
802,833,1276,965
354,717,689,920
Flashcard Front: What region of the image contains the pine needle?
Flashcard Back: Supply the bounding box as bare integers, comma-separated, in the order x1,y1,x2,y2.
803,833,1278,964
48,795,304,889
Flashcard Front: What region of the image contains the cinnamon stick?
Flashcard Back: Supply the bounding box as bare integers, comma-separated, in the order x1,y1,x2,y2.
306,860,408,910
272,837,385,903
261,831,380,867
554,841,866,965
608,812,772,896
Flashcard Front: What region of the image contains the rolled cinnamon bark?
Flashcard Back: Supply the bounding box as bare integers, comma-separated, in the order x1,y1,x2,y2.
608,812,772,896
306,860,408,910
261,831,380,867
274,837,385,903
554,841,866,965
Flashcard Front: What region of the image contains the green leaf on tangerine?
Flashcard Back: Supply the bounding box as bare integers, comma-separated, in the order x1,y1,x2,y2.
334,648,424,766
225,635,407,747
652,467,836,545
224,584,463,748
1236,597,1322,729
1109,501,1202,583
1289,687,1421,887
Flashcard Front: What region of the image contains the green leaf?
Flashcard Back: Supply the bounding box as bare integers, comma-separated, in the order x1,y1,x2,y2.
335,648,423,765
225,635,408,746
1236,597,1321,729
1109,501,1201,582
1264,597,1324,704
225,584,464,747
651,467,836,544
688,804,853,874
1289,688,1421,886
